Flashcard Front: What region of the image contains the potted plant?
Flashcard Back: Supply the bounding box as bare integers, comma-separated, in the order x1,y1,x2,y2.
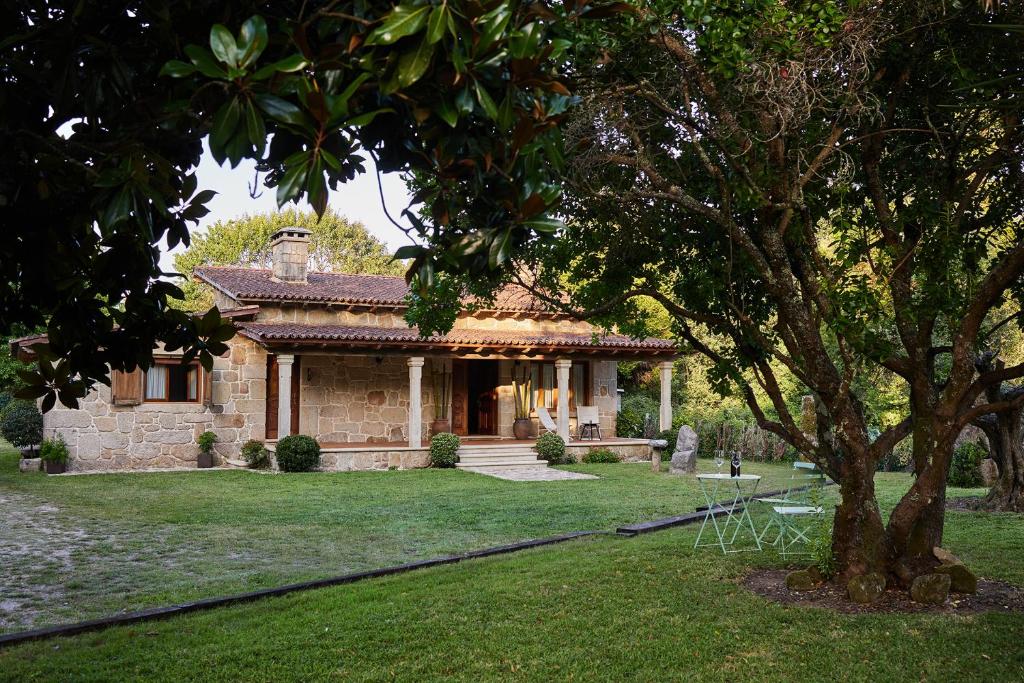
511,365,533,440
197,430,217,468
39,435,69,474
430,364,452,435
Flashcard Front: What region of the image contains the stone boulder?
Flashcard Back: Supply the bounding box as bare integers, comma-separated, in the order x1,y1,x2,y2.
847,572,886,604
910,573,951,605
934,563,978,594
785,568,821,591
669,425,698,474
932,546,962,566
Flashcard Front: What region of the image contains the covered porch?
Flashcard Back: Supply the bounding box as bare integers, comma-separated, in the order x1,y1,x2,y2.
239,322,676,466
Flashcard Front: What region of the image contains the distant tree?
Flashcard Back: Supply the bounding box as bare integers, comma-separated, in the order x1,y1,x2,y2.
174,209,404,311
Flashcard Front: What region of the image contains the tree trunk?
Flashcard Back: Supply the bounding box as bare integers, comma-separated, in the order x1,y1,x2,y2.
974,406,1024,512
832,454,888,582
883,420,952,586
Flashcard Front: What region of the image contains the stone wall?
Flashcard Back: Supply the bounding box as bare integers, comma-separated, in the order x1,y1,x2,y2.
42,338,266,471
299,354,431,444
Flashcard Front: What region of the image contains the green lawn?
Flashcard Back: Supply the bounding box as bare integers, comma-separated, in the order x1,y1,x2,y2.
1,471,1021,682
0,447,798,633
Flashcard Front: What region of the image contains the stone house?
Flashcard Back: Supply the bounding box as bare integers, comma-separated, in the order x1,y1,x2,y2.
15,227,676,472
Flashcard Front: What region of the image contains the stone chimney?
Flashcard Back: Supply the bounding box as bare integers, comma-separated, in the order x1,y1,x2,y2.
269,226,311,283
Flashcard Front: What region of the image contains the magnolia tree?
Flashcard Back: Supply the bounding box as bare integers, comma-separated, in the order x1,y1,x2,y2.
2,1,597,408
406,2,1024,586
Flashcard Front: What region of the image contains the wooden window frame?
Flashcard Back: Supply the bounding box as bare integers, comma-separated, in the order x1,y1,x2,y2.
144,359,202,404
531,361,591,414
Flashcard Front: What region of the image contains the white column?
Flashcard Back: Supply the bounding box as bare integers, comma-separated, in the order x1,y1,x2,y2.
408,357,425,448
659,360,673,432
555,358,571,441
277,353,295,438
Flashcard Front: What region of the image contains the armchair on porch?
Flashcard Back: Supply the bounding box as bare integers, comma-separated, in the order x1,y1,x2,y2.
537,407,575,440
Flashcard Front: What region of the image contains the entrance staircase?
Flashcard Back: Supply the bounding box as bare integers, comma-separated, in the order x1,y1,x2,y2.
455,442,548,469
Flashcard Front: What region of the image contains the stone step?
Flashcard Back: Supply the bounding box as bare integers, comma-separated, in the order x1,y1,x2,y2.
458,448,538,457
458,448,537,457
456,457,547,468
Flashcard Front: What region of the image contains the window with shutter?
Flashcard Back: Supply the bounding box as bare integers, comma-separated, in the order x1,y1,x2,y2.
111,368,144,405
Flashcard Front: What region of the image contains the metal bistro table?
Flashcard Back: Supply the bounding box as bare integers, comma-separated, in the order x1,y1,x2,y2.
694,473,763,554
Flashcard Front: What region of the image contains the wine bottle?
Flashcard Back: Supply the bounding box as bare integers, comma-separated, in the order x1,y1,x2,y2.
731,452,741,477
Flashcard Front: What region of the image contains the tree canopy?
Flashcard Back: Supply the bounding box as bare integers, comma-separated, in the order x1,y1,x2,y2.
407,1,1024,584
2,0,592,409
174,208,404,311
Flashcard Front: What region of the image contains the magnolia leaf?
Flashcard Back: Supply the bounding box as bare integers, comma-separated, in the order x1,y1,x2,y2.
184,45,227,78
426,5,448,45
397,37,434,87
238,15,268,68
365,5,430,46
159,60,197,78
255,94,308,127
209,24,239,66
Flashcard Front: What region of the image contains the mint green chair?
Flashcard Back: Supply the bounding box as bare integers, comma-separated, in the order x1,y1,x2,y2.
757,461,827,557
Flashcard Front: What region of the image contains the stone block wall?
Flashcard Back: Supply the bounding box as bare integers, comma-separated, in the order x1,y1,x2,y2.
42,337,266,471
298,354,431,444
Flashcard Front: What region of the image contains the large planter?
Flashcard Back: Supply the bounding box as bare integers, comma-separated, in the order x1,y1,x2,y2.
430,419,451,436
512,418,532,440
197,451,214,469
44,460,66,475
19,457,41,473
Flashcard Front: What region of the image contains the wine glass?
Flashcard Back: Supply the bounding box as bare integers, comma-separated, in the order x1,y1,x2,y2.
713,450,725,474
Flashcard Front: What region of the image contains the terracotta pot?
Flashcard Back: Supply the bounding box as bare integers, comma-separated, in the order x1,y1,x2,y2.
44,460,66,475
197,451,214,469
512,418,532,440
430,419,451,436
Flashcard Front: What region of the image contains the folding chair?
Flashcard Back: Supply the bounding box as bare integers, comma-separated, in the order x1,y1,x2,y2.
757,461,827,558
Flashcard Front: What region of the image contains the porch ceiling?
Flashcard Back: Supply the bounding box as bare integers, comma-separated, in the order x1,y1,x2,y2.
236,322,676,358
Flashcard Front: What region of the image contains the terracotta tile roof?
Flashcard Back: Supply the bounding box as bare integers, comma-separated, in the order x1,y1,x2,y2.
236,322,675,354
194,266,552,313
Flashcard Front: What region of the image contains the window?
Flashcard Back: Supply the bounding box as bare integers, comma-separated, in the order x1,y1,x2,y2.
145,360,200,402
530,361,590,413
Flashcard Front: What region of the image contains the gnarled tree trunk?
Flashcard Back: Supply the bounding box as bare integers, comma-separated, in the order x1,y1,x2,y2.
973,386,1024,512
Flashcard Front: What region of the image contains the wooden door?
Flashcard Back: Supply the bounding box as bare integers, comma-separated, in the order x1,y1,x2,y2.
266,355,300,439
451,359,469,436
476,362,499,435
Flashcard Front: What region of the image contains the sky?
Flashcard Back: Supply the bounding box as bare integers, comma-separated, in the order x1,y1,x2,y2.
158,139,415,273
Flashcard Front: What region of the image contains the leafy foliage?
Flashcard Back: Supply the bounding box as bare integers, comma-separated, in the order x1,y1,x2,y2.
0,401,43,450
241,439,270,468
535,432,567,464
582,447,620,464
429,432,460,468
616,395,659,438
39,435,69,464
197,431,217,454
4,0,601,406
948,441,987,488
174,208,403,311
274,435,321,472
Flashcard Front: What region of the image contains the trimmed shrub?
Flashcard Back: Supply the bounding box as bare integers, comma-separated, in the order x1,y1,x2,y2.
948,441,986,488
275,435,321,472
241,439,270,469
1,400,42,451
582,447,621,464
39,435,69,464
536,432,567,464
430,432,460,468
0,392,13,415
